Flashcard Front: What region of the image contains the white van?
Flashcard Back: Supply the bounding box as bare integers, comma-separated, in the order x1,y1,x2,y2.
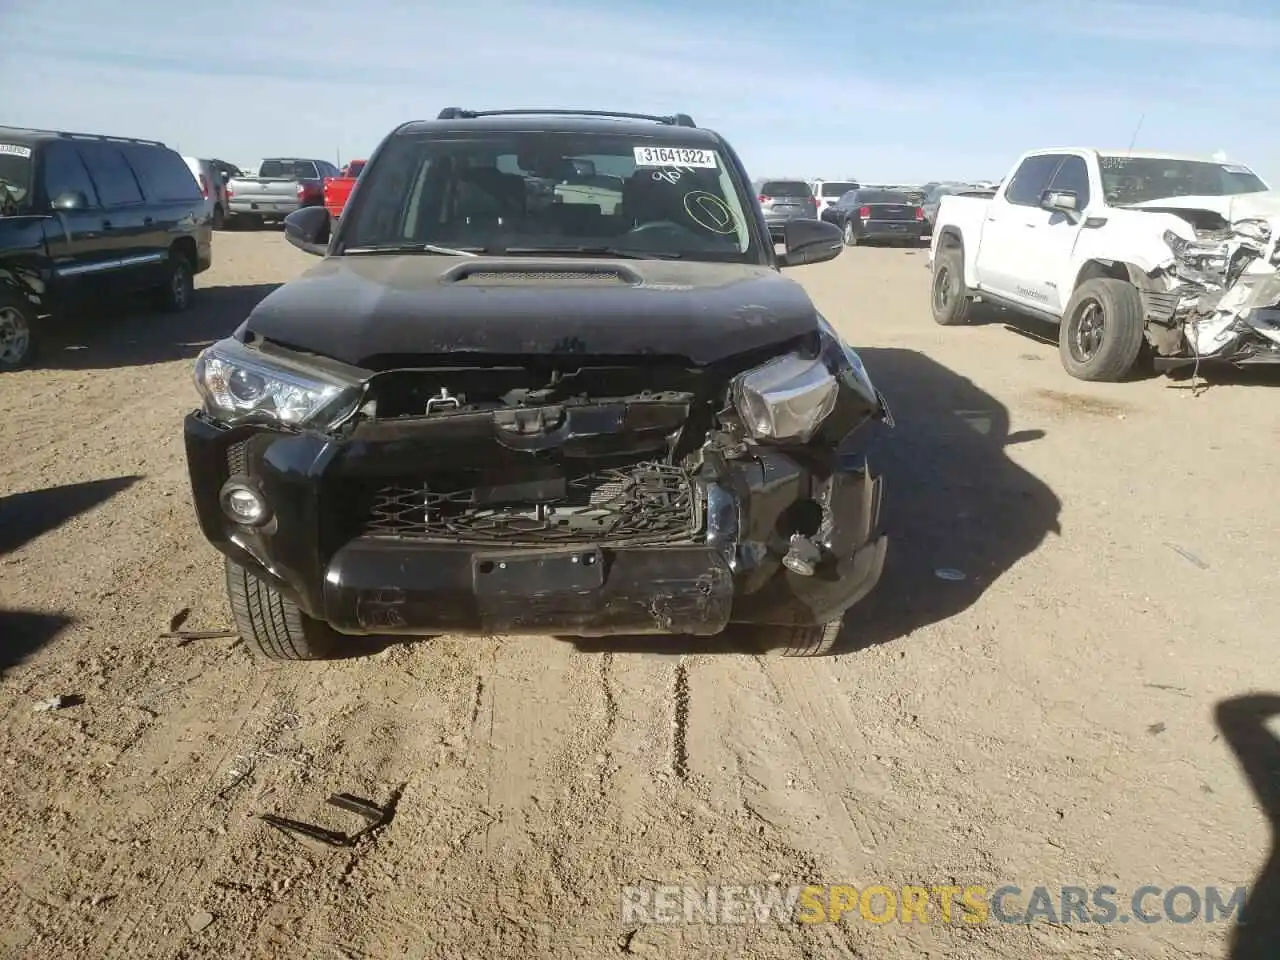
183,156,229,229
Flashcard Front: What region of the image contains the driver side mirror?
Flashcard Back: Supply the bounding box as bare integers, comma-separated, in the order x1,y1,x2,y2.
1042,190,1079,214
51,190,88,212
777,218,843,268
284,205,331,256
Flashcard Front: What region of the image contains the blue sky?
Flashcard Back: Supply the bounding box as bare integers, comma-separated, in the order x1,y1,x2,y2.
2,0,1277,183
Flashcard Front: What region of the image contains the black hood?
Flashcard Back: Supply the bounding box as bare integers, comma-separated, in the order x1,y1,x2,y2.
241,255,821,367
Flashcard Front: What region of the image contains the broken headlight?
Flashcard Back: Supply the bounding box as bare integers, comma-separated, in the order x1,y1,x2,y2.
731,351,839,444
194,338,357,427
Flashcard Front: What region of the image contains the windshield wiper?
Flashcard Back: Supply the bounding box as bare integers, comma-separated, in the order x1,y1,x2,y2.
499,245,683,260
343,243,483,257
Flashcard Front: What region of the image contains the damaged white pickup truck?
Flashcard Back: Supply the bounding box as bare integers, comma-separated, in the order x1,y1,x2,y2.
928,148,1280,381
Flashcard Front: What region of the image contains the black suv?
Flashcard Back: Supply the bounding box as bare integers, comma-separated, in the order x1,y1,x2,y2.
0,126,213,368
184,108,891,660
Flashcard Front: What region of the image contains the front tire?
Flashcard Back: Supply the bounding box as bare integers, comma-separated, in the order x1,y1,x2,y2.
760,620,844,657
154,250,194,313
930,246,970,325
0,292,37,370
224,557,339,661
1059,278,1145,382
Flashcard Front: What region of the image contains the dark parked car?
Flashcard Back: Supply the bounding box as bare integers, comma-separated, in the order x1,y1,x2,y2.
754,179,819,239
0,125,212,368
184,107,892,662
821,188,927,246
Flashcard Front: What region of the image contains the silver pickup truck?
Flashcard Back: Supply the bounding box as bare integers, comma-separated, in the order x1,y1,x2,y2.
225,157,338,227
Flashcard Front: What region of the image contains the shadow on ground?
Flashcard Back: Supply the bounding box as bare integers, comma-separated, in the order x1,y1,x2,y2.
0,475,140,671
35,283,280,370
565,348,1062,656
1216,693,1280,960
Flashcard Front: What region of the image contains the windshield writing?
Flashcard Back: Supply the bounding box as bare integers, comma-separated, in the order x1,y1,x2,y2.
1099,157,1268,205
341,132,758,262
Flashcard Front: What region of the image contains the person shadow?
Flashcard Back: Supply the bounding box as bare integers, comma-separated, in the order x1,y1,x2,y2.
1215,693,1280,959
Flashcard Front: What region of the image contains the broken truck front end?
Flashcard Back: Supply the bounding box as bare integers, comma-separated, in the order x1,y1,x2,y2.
184,322,890,655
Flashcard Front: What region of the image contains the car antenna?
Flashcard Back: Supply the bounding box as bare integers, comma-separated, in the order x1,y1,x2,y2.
1125,113,1145,155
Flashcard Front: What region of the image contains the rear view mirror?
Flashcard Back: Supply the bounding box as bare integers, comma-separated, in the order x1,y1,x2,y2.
1043,190,1078,213
777,218,843,268
51,191,88,211
284,205,331,256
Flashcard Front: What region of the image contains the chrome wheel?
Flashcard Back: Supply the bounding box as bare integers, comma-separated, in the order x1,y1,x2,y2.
933,265,952,314
170,260,192,310
1070,300,1105,363
843,221,855,245
0,305,31,366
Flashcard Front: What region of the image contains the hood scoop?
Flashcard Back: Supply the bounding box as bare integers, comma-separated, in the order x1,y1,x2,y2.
443,261,639,285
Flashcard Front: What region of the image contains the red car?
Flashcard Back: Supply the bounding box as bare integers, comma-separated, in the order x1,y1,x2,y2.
323,159,366,219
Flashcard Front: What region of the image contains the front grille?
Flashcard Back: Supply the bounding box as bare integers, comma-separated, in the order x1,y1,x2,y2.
363,462,698,545
226,441,249,476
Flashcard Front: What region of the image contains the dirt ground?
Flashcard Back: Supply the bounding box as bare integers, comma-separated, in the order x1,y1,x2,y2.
2,231,1278,960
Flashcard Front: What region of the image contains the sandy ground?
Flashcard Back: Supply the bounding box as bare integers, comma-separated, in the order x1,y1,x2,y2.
2,231,1279,960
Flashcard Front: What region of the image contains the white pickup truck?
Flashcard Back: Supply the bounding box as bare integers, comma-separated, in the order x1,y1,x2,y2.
928,148,1280,381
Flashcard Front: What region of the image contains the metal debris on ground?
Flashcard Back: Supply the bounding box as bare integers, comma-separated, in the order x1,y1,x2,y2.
1165,543,1209,570
32,694,82,712
260,789,403,849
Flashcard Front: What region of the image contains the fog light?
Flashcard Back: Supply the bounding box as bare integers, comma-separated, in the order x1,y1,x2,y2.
782,533,821,577
220,481,269,525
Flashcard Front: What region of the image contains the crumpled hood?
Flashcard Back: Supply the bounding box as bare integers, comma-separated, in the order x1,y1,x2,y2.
242,255,821,367
1126,190,1280,221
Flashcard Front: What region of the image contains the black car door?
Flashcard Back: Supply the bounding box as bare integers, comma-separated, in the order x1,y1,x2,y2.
35,140,114,309
120,143,203,281
74,140,153,296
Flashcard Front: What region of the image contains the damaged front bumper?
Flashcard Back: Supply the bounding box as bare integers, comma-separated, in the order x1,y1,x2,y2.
1146,214,1280,369
184,412,887,639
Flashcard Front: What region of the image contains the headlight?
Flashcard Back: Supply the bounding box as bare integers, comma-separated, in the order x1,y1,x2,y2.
817,315,879,408
731,351,838,443
194,338,357,426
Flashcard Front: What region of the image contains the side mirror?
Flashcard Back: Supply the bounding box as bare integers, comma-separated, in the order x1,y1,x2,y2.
777,218,843,268
51,190,88,211
284,205,331,256
1043,190,1079,213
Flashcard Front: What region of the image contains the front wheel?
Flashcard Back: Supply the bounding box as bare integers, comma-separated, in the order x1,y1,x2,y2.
154,250,194,313
1059,278,1145,381
0,292,37,370
224,557,339,661
760,620,844,657
930,246,970,325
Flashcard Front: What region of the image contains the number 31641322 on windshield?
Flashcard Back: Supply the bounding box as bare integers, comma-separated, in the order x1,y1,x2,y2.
633,146,718,169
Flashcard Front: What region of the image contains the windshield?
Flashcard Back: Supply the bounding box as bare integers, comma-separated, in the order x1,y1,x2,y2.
819,181,857,197
260,159,317,179
340,132,760,262
1099,156,1269,205
759,180,811,198
0,144,33,215
857,190,910,204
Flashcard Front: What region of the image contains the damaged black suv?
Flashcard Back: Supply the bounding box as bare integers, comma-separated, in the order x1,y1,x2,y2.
184,108,892,660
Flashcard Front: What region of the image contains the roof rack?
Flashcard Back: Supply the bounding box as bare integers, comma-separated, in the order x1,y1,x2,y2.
436,108,697,128
0,124,165,148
